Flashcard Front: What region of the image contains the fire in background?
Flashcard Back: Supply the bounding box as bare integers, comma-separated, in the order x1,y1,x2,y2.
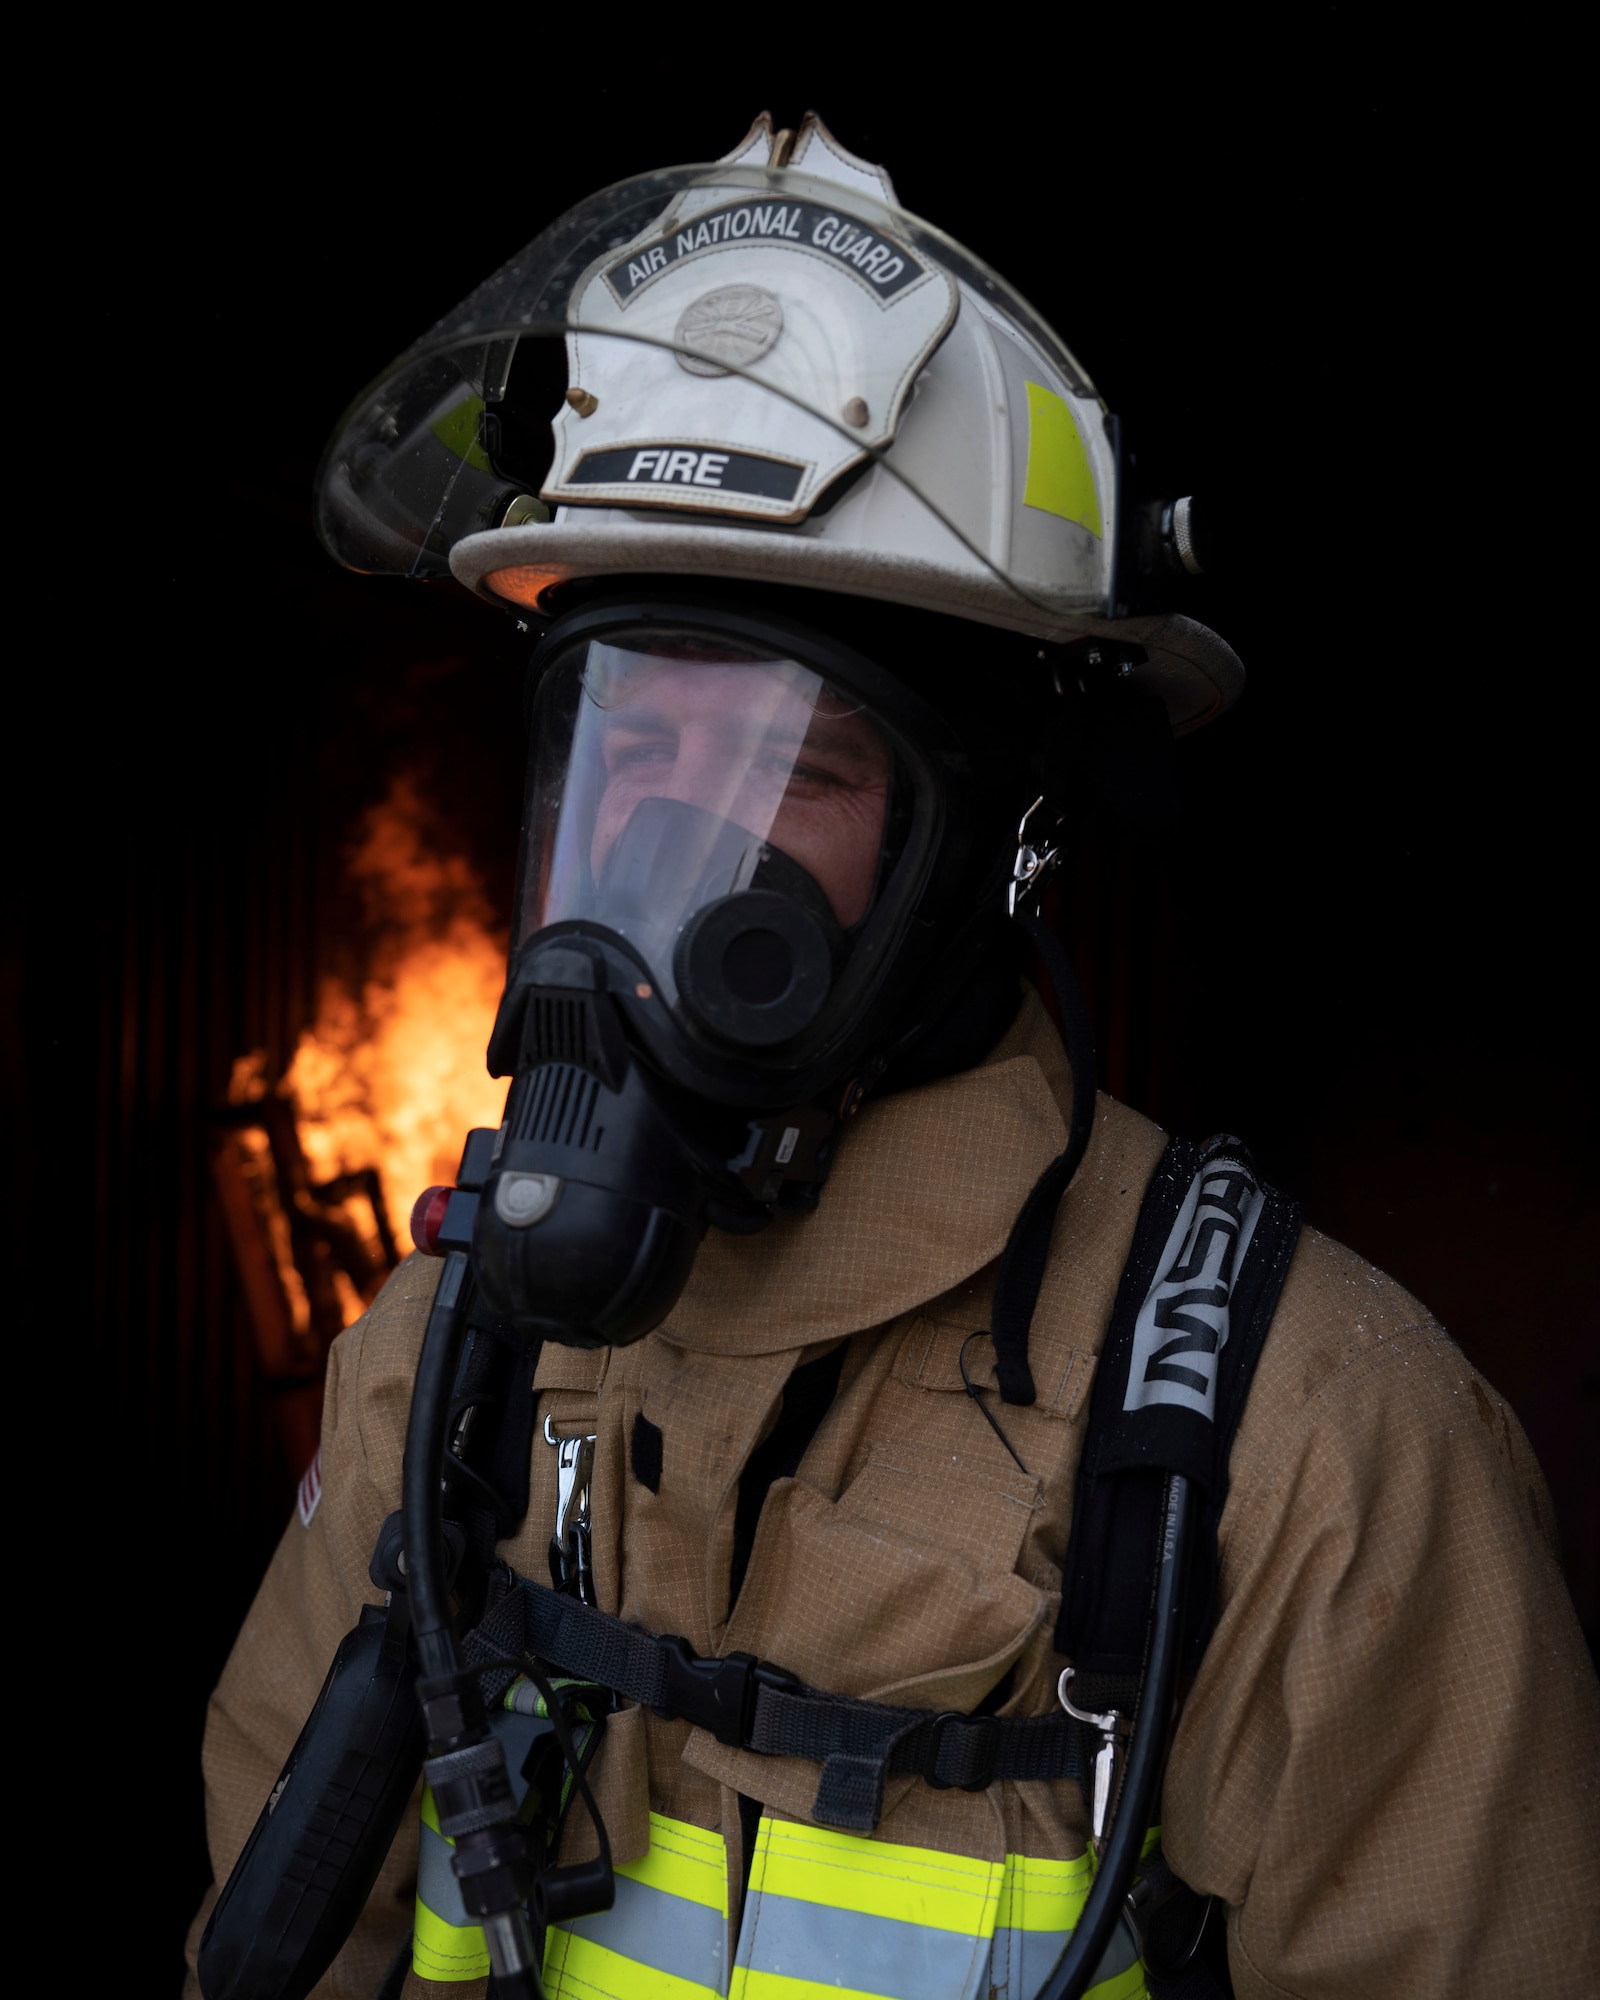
288,773,510,1241
210,775,510,1463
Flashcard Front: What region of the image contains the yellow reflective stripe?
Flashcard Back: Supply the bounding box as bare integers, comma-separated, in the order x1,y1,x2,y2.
994,1848,1095,1932
748,1816,1001,1935
1085,1960,1148,2000
544,1926,720,2000
413,1784,491,1982
1140,1824,1162,1861
732,1974,903,2000
414,1892,490,1982
614,1810,729,1914
541,1812,727,2000
991,1851,1151,2000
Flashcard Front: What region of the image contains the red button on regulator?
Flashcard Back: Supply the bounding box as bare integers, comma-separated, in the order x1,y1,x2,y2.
409,1185,455,1256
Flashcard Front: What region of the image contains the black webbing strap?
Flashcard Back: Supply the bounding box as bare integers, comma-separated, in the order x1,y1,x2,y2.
465,1569,1089,1834
467,1571,672,1710
990,909,1100,1406
751,1682,1088,1833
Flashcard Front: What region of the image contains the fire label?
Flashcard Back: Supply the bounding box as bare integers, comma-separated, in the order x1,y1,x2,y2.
567,443,807,504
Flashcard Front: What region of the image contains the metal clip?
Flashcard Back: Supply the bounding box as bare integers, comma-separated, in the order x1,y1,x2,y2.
1009,796,1066,916
1058,1666,1122,1843
545,1415,597,1605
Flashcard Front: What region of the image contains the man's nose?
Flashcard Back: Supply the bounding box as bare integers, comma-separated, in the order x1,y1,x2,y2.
661,729,751,816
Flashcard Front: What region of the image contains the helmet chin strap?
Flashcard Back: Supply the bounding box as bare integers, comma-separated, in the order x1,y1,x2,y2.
989,904,1099,1406
866,785,1098,1406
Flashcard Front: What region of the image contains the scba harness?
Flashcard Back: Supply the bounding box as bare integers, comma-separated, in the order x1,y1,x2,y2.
200,1126,1299,2000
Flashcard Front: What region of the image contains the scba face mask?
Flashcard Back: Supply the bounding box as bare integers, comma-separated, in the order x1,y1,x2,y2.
473,591,980,1347
518,616,948,1063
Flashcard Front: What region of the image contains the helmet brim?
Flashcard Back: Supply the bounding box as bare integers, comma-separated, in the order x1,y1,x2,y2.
453,518,1243,735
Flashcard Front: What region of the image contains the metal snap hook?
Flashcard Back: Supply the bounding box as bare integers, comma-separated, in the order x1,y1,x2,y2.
1056,1666,1118,1733
1058,1667,1124,1844
1009,796,1066,916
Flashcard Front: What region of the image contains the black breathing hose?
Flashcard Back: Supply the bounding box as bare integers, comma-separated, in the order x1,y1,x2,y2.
402,1250,471,1678
996,903,1195,1996
1039,1472,1193,2000
401,1249,545,1999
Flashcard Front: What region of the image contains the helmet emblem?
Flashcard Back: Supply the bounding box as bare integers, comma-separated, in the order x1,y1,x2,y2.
674,284,784,377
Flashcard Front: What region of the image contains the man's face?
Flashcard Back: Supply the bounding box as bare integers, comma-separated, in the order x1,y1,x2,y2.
588,659,891,927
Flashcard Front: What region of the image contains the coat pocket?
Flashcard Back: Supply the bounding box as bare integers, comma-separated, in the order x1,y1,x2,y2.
723,1468,1047,1703
690,1473,1047,1830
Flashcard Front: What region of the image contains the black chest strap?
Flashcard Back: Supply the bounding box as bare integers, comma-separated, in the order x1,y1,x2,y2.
466,1568,1089,1834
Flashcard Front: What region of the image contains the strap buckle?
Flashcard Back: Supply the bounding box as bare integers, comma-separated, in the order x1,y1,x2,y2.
654,1636,753,1744
653,1638,802,1746
924,1710,1001,1792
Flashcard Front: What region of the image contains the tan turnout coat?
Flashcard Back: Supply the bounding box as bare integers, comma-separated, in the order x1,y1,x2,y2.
186,990,1600,1998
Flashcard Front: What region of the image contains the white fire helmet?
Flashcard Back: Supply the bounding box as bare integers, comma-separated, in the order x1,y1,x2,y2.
317,113,1241,734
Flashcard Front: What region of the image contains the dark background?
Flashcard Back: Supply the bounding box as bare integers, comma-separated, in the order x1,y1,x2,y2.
22,26,1593,1984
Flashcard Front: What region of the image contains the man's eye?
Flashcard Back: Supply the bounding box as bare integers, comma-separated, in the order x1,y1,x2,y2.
609,738,675,771
768,758,839,789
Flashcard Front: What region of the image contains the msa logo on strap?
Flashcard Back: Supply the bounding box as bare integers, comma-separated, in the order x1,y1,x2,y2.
567,443,806,504
297,1447,322,1527
1124,1156,1265,1419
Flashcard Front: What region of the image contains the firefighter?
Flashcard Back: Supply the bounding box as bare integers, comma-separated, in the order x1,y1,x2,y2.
188,115,1599,2000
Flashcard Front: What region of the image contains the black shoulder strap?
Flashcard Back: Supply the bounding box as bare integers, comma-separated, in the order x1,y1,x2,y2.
990,909,1101,1406
1057,1135,1303,1697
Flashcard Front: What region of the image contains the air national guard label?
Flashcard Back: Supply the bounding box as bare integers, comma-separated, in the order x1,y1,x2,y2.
566,442,807,504
604,198,925,306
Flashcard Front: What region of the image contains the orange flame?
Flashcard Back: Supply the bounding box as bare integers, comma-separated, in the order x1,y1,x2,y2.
286,775,509,1302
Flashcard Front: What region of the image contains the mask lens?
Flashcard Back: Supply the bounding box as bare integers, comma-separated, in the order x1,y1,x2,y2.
521,633,895,1025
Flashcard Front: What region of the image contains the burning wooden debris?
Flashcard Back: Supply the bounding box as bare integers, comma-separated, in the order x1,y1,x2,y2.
210,775,509,1459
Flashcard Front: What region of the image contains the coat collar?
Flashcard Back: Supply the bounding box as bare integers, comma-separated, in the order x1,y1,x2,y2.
659,986,1076,1355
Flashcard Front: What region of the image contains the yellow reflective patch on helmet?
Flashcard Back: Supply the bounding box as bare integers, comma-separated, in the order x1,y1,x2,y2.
1023,382,1103,537
431,392,493,471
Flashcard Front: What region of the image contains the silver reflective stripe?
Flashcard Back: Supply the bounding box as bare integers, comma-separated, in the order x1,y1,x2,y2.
560,1866,726,1988
1092,1912,1143,1982
417,1819,472,1927
736,1894,990,2000
990,1923,1070,1999
989,1907,1142,1998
